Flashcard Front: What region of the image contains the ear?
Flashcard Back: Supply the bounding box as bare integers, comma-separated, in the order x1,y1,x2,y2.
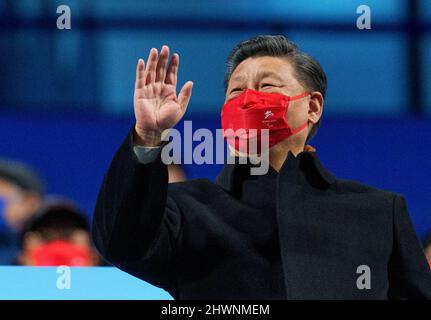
308,91,324,125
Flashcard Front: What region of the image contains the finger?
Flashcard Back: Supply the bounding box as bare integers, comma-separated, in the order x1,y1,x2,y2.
155,45,170,83
178,81,193,111
165,53,179,86
145,48,158,85
135,58,145,89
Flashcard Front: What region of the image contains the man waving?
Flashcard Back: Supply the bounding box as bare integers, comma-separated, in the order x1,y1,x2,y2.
92,35,431,300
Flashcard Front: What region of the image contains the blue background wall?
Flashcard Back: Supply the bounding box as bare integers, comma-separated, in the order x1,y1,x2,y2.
0,266,173,299
0,112,430,237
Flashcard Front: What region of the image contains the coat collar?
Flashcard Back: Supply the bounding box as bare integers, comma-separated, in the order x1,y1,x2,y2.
216,147,336,192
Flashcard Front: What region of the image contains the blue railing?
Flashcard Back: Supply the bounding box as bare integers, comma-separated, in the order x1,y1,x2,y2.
0,266,173,300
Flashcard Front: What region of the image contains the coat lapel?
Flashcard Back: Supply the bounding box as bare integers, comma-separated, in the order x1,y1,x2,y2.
277,151,337,299
216,151,338,298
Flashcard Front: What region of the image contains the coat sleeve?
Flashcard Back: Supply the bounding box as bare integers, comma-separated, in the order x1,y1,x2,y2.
388,194,431,299
92,130,182,293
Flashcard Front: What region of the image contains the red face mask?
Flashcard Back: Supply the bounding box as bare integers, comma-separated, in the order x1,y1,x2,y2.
221,89,310,153
29,240,92,266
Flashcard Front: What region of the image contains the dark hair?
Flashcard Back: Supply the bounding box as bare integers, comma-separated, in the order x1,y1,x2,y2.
224,35,327,142
20,199,89,246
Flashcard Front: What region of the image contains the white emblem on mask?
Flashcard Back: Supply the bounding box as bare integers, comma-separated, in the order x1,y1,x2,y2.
264,110,274,119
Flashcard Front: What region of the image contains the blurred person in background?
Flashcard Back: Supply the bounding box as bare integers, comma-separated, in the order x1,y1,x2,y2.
17,198,100,266
0,159,43,264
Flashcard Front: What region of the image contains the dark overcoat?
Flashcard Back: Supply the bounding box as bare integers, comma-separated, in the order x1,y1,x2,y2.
92,131,431,299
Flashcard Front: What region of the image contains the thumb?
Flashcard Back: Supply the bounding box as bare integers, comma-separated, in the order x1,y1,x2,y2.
178,81,193,111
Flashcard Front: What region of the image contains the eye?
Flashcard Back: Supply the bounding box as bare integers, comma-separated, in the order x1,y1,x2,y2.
261,83,275,88
230,88,242,93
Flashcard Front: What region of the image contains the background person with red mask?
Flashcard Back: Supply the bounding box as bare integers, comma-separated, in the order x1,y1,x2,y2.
92,35,431,299
18,199,100,266
0,160,44,265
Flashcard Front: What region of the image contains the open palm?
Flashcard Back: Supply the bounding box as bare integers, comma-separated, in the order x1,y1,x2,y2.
134,46,193,145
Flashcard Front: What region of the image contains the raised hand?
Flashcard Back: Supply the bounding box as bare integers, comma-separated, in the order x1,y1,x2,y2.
134,45,193,146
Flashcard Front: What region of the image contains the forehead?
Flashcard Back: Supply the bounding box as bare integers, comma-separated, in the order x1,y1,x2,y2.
23,230,91,250
230,56,295,82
